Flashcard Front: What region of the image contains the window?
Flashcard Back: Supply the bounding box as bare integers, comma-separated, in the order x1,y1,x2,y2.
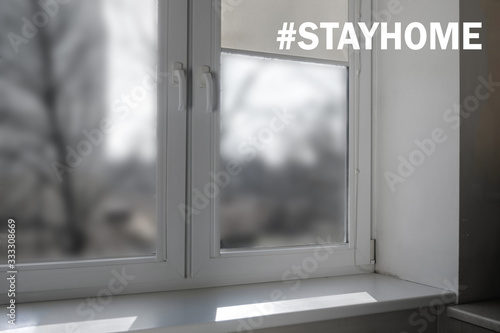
2,0,159,263
1,0,187,301
0,0,371,302
219,54,348,249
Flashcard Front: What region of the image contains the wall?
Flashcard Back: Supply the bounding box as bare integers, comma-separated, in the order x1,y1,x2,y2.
459,0,500,303
374,0,460,293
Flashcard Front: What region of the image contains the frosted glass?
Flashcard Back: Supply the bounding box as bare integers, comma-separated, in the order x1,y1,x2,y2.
221,0,349,62
0,0,157,262
219,53,348,249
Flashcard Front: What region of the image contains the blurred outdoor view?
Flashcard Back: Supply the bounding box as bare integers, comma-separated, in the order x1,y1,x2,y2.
219,0,349,249
219,53,348,249
0,0,158,262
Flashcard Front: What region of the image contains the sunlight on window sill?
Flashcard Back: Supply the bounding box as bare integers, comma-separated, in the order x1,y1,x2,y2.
215,292,377,322
4,317,137,333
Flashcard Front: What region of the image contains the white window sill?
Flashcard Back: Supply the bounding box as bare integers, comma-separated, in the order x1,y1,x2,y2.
5,273,456,333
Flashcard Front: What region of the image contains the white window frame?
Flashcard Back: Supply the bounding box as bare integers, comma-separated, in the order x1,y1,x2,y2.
2,1,189,303
188,0,373,284
1,0,372,303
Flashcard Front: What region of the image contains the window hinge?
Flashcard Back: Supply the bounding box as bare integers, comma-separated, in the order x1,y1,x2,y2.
370,239,376,264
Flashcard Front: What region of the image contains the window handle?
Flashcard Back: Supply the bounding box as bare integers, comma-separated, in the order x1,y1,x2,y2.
172,63,186,112
200,66,214,113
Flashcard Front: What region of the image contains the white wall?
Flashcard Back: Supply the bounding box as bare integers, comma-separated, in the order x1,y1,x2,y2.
373,0,460,293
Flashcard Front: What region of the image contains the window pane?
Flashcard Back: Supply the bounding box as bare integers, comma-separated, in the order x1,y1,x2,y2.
221,0,349,62
219,53,348,249
0,0,158,262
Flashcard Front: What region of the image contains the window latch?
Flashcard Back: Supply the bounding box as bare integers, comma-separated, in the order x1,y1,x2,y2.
172,62,186,112
199,66,215,113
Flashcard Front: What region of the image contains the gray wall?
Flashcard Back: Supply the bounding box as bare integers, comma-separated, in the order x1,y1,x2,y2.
459,0,500,303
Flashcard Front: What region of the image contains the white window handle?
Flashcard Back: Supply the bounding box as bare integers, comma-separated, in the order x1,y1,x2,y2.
200,66,214,113
172,63,186,112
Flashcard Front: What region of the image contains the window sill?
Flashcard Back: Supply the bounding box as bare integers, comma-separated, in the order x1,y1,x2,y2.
6,273,456,333
448,300,500,332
